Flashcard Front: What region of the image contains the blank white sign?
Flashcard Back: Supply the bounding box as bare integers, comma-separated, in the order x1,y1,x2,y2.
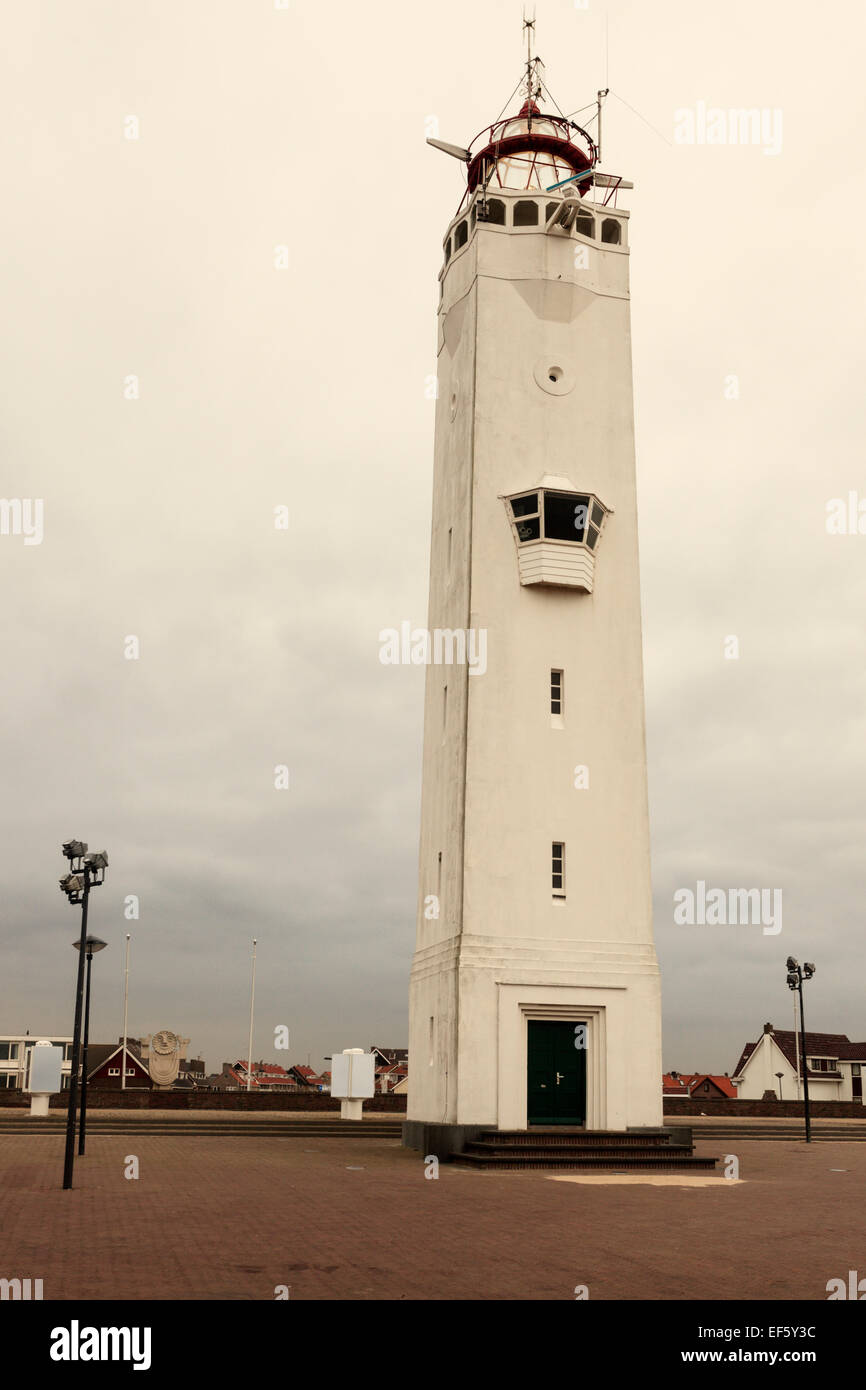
330,1051,375,1099
29,1044,63,1093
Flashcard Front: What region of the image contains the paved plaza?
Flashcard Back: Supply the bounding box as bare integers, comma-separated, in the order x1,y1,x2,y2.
0,1125,862,1301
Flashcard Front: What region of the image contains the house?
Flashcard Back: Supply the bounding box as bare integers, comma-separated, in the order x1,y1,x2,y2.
288,1064,324,1091
221,1061,300,1092
371,1048,408,1093
687,1074,737,1099
87,1043,152,1089
375,1063,408,1094
663,1072,737,1100
732,1023,866,1103
371,1046,408,1067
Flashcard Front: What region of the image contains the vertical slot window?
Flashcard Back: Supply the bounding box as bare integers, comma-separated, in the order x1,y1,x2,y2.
552,842,565,897
550,669,563,717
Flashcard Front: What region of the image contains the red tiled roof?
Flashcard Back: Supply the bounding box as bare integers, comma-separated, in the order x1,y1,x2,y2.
687,1074,737,1099
733,1030,865,1079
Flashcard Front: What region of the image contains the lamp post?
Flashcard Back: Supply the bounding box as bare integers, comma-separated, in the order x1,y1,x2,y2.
786,957,816,1143
73,936,107,1156
775,1071,784,1101
59,841,108,1189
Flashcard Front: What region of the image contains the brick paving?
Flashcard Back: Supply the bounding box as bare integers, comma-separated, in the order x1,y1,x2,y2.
0,1131,862,1300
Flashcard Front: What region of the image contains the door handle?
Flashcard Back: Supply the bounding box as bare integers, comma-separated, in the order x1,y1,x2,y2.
555,1072,565,1084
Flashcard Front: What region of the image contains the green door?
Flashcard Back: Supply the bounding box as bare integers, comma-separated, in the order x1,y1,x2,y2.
527,1020,586,1126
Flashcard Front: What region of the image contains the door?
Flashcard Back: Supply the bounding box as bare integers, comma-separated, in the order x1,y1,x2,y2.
527,1020,586,1125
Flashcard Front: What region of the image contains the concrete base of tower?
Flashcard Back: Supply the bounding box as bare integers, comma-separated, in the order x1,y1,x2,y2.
407,949,664,1134
402,1121,496,1159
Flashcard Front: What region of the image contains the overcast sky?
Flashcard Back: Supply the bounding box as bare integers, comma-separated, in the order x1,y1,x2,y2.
2,0,864,1076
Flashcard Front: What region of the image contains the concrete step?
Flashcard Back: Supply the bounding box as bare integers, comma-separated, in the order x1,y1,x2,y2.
0,1119,402,1137
671,1126,866,1141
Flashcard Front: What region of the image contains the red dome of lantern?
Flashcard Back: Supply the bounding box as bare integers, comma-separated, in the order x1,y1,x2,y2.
466,97,596,196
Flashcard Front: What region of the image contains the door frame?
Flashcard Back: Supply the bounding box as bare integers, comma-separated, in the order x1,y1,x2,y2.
496,987,612,1130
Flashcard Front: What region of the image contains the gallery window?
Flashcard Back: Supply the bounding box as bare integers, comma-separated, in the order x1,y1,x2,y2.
477,198,506,225
510,491,541,541
552,842,565,897
508,490,607,549
514,199,539,227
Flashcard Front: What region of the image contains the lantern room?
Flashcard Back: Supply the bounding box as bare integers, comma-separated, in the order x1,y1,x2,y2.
467,99,596,195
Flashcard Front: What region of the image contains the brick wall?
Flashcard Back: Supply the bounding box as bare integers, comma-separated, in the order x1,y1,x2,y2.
0,1089,407,1112
664,1098,866,1118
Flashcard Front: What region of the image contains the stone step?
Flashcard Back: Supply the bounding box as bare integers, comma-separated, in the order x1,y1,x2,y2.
464,1140,700,1158
480,1129,678,1147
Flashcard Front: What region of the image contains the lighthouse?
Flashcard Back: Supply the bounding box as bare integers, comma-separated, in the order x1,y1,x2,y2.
404,47,663,1154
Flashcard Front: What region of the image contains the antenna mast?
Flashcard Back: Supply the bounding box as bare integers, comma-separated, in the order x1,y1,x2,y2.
596,88,610,163
522,9,542,123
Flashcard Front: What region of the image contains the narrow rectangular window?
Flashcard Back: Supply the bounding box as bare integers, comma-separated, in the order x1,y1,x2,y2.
442,683,448,732
550,669,563,716
552,842,565,897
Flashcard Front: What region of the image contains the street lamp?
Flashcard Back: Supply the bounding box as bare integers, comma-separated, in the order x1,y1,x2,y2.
786,957,816,1143
59,840,108,1189
775,1071,784,1101
72,936,107,1156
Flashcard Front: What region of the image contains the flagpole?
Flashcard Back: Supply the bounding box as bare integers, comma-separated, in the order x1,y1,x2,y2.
246,939,257,1092
121,933,131,1091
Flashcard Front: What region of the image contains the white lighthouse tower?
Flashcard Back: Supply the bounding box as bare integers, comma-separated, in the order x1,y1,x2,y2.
405,47,663,1154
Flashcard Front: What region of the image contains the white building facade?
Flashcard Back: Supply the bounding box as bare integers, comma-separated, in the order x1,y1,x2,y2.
406,92,662,1149
0,1035,73,1091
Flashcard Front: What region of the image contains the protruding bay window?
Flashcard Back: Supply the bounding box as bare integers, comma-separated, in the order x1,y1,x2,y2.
503,478,610,591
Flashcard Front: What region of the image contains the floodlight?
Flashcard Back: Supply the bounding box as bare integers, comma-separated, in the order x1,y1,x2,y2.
803,963,816,978
84,851,108,870
786,956,798,971
62,840,88,860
